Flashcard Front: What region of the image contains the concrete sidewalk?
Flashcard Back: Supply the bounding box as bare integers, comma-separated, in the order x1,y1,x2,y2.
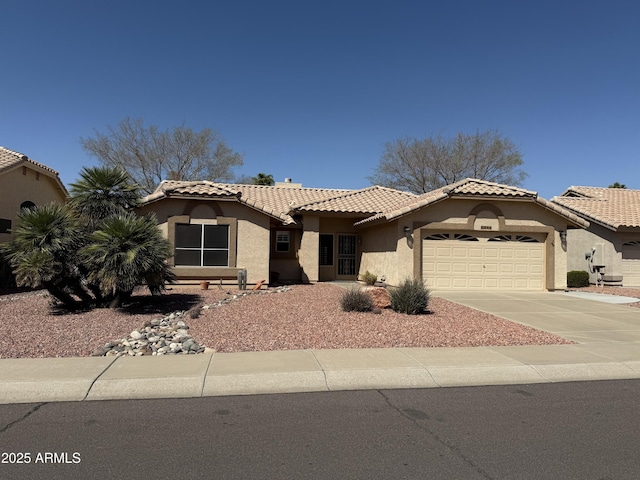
1,291,639,404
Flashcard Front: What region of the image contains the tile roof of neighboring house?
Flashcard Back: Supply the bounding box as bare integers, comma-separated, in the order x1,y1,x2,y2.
0,146,60,175
551,186,640,230
355,178,589,228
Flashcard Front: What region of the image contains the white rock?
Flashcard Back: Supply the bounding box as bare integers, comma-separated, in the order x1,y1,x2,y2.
130,330,142,340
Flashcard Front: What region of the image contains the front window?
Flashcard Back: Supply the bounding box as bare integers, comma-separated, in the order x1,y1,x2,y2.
275,231,290,252
0,218,10,234
174,224,229,266
319,234,334,266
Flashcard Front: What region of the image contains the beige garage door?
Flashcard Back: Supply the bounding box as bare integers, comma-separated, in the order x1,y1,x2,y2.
422,233,545,290
622,242,640,287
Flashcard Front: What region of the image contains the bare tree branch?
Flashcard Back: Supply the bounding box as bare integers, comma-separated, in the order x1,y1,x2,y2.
80,117,243,194
368,130,526,193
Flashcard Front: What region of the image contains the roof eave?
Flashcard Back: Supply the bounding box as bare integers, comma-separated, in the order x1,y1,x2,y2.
534,197,590,229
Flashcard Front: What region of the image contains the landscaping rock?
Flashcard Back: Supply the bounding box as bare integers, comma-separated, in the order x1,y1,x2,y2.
92,286,291,357
94,285,293,356
363,287,392,309
96,309,205,357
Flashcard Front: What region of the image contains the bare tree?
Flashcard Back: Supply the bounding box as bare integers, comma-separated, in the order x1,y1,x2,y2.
80,117,244,193
368,130,526,193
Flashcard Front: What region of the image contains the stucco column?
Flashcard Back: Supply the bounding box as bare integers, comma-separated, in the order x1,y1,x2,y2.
299,215,320,283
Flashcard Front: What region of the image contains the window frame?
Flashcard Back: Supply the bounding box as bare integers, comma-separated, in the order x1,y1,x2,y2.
275,230,290,253
174,223,230,267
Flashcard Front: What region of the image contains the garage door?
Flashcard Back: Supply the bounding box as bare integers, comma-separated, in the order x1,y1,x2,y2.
622,241,640,287
422,233,545,290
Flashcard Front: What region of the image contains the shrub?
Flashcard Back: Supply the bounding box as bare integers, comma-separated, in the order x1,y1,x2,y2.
4,166,174,309
361,270,377,286
340,288,374,312
390,277,429,315
567,270,590,288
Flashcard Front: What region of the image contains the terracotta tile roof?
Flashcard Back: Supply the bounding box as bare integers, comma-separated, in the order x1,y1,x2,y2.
0,146,60,175
355,178,589,228
143,180,358,224
292,185,415,215
551,186,640,230
143,178,589,229
447,178,537,197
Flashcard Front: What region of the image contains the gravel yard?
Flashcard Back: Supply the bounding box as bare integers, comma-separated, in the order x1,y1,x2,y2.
0,283,600,358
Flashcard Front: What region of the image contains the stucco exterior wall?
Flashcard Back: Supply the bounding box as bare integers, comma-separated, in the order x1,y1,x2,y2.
358,198,577,290
359,221,408,286
138,199,271,285
269,228,302,282
566,226,621,284
0,166,67,243
298,215,319,282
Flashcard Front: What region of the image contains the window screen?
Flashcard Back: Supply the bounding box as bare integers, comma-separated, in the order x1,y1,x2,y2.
174,224,229,266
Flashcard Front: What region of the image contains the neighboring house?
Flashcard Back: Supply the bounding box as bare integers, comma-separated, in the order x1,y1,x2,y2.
0,146,68,244
551,186,640,287
139,178,588,291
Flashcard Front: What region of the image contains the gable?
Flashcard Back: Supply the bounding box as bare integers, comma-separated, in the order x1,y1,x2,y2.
355,178,588,229
0,146,68,197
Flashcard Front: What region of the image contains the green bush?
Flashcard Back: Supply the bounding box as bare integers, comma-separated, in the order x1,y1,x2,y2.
361,270,377,286
340,288,374,312
390,277,429,315
567,270,590,288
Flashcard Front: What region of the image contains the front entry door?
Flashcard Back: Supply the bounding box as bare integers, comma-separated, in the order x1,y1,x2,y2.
337,234,357,278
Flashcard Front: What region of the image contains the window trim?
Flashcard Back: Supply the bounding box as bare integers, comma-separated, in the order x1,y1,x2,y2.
174,223,230,267
167,215,237,268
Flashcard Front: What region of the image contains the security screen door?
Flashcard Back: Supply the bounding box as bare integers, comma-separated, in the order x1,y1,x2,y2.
337,234,356,277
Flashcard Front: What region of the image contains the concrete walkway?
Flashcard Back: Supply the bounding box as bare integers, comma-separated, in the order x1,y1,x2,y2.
1,291,640,404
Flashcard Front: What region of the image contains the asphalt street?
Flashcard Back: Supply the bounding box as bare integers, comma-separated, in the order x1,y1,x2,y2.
1,380,639,480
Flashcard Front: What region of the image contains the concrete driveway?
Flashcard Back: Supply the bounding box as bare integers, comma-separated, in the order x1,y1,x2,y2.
433,290,640,345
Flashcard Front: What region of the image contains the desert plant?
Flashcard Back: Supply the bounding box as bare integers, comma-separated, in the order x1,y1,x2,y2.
81,212,174,307
389,277,429,315
362,270,377,286
5,166,174,309
68,165,142,230
340,288,374,312
4,203,90,308
567,270,590,288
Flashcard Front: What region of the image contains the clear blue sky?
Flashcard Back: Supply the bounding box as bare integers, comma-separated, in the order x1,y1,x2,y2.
2,0,638,199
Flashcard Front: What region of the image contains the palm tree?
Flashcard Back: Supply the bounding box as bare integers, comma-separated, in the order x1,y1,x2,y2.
251,173,275,186
81,212,174,307
68,166,142,230
4,203,90,308
6,166,174,309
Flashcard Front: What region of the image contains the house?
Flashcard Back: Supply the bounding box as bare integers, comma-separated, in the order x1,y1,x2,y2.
551,186,640,287
139,177,588,290
0,146,68,244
